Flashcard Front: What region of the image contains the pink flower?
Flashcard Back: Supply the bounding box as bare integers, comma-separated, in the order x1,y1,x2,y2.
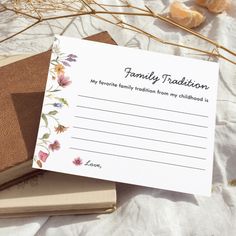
73,157,83,166
57,74,72,88
38,150,49,162
49,140,60,151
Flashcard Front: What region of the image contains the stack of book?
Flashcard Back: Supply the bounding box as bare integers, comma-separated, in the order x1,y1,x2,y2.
0,32,117,218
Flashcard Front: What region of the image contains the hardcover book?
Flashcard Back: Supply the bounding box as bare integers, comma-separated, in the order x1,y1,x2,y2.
0,171,116,218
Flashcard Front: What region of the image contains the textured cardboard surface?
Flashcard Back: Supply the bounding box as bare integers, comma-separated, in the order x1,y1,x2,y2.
0,32,117,185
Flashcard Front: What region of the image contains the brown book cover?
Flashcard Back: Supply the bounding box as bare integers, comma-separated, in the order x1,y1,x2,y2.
0,32,117,189
0,171,116,218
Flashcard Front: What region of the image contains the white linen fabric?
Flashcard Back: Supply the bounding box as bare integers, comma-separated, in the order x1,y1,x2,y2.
0,0,235,235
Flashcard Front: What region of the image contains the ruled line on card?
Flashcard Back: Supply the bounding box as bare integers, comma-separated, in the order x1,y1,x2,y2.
71,137,206,160
78,94,208,118
76,105,208,128
69,147,206,171
73,126,206,149
74,116,207,139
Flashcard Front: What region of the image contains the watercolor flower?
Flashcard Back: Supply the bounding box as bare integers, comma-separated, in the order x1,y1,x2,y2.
55,124,68,134
67,54,77,58
35,40,78,169
49,140,60,151
66,54,77,62
73,157,83,166
57,74,72,88
62,61,70,67
53,103,63,108
66,57,76,62
54,63,65,75
38,150,49,162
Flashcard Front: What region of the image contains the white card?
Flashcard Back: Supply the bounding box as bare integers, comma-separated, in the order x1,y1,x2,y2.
32,35,219,196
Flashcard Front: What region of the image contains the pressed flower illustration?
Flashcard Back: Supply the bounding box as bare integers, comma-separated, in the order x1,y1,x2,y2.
33,37,77,168
54,63,65,75
55,124,68,134
66,54,77,62
62,61,70,67
53,103,63,108
67,54,77,58
38,150,49,162
57,74,72,87
73,157,83,166
66,57,76,62
49,140,60,151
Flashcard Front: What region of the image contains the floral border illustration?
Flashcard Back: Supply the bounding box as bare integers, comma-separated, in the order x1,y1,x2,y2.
34,37,77,168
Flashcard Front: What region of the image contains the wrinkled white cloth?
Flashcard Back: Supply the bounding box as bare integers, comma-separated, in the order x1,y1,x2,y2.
0,0,236,235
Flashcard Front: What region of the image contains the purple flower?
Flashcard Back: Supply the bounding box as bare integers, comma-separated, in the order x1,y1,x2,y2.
67,54,77,58
62,61,71,67
65,57,76,62
53,103,63,108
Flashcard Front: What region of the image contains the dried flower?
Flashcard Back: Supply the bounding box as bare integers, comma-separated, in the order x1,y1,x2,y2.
57,74,72,88
73,157,83,166
54,63,65,75
49,140,60,151
55,124,68,134
38,150,49,162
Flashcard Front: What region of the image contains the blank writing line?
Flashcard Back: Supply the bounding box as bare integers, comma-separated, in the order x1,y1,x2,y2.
78,94,208,118
76,105,208,128
71,137,206,160
74,116,207,139
69,147,206,171
73,126,206,149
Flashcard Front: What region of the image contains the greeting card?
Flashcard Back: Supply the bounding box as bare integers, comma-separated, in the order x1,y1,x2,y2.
33,35,219,196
